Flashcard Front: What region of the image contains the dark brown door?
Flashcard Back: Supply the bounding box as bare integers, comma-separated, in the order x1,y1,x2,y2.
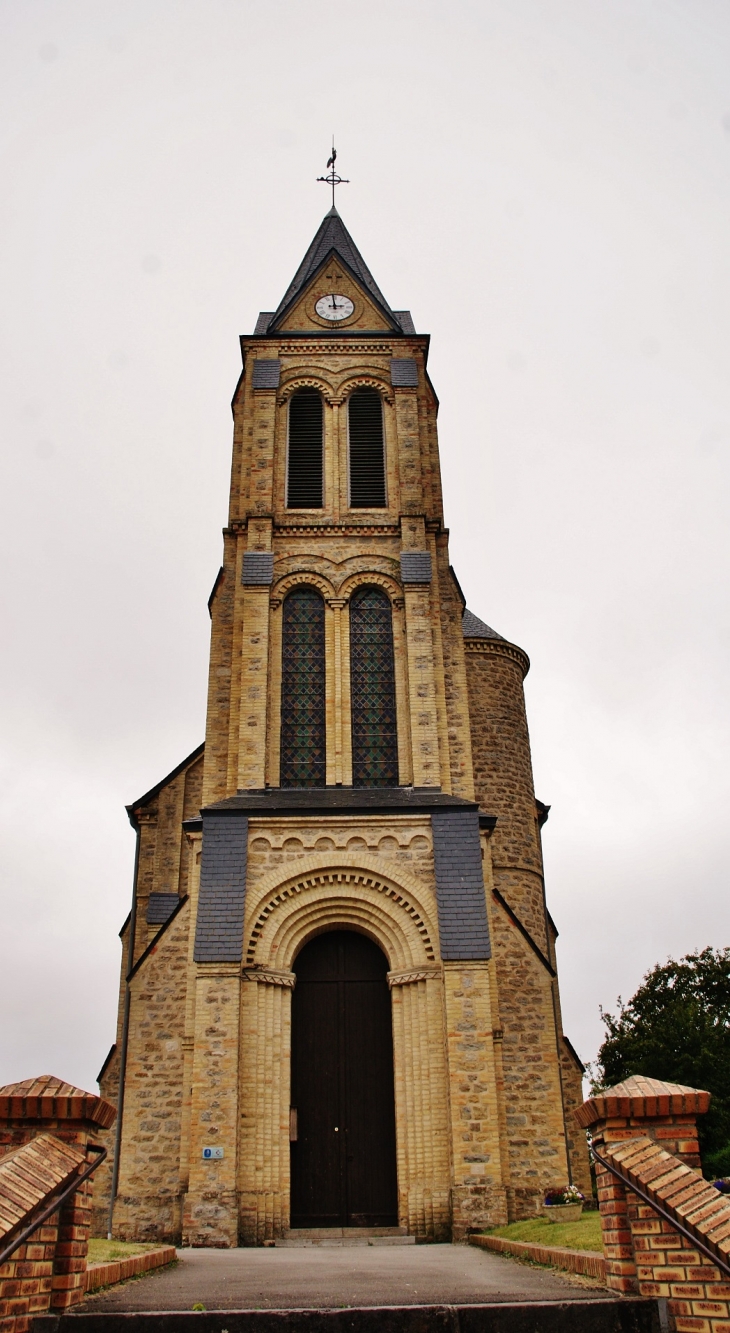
290,930,398,1227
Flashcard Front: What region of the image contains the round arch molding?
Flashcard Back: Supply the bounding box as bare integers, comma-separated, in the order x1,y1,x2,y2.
336,373,394,406
244,863,438,971
277,376,336,405
338,570,403,604
270,571,335,606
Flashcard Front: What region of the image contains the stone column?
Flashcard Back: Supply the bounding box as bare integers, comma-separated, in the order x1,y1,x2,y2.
401,518,441,788
442,962,508,1238
183,964,242,1248
327,598,347,786
388,967,452,1241
236,520,274,792
238,969,295,1244
394,383,423,513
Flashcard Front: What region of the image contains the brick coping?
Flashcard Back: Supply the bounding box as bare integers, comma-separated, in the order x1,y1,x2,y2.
469,1233,606,1281
85,1246,177,1292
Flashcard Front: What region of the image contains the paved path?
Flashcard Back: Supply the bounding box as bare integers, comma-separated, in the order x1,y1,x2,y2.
82,1245,610,1312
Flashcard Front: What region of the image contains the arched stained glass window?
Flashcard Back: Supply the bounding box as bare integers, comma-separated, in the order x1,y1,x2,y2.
350,587,398,788
281,588,326,787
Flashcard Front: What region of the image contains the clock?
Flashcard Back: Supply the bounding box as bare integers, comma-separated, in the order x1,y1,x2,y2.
315,294,354,322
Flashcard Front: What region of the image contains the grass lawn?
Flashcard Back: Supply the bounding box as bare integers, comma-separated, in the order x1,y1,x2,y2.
87,1239,165,1265
485,1210,604,1252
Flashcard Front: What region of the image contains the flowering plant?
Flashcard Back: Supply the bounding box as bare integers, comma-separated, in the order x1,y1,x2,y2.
544,1185,585,1206
713,1179,730,1195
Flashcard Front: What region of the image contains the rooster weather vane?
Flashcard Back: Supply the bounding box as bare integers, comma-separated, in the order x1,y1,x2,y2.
317,141,349,209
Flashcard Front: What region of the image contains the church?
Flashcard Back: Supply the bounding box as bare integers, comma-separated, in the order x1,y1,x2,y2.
94,198,590,1247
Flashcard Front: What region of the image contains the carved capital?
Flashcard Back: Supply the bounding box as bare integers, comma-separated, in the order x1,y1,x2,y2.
242,966,297,989
387,966,442,989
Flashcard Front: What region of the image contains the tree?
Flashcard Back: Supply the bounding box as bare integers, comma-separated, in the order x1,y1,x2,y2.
594,947,730,1178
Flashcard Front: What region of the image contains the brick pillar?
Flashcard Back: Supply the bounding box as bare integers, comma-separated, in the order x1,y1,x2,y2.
576,1075,712,1296
0,1076,116,1327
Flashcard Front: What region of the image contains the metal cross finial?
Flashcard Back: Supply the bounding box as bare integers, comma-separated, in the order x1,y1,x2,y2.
317,139,349,209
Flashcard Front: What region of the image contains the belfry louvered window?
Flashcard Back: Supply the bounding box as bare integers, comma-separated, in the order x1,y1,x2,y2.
348,388,386,508
350,587,398,787
287,389,323,508
280,588,326,787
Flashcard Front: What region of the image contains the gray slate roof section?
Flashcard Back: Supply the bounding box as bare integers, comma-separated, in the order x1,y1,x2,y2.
193,813,249,963
393,311,416,334
431,810,491,960
251,359,281,389
400,551,432,584
146,893,179,926
462,609,504,640
254,313,274,335
194,786,478,820
391,358,419,387
271,207,396,327
242,552,274,585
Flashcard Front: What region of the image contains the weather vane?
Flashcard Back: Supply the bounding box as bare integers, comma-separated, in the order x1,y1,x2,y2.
317,140,349,209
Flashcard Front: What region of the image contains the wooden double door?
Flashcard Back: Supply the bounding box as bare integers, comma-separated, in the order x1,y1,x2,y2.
290,930,398,1228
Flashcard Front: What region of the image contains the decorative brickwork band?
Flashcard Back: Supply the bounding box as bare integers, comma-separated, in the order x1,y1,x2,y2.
251,359,281,389
241,552,274,585
387,966,442,988
400,551,432,584
430,810,491,960
390,358,419,387
193,813,249,963
462,634,530,679
241,967,296,988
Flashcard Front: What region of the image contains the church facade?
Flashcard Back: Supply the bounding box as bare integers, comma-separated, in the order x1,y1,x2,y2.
95,207,590,1247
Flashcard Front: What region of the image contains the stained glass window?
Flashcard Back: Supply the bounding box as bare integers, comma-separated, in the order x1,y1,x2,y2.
350,587,399,787
281,588,326,787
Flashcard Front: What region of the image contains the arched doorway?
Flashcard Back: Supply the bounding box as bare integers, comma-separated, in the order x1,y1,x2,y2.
290,930,398,1228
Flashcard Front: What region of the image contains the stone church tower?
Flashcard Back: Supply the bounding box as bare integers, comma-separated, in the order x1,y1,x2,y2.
96,206,590,1247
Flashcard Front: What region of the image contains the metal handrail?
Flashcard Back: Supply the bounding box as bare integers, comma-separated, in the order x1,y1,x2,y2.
0,1143,106,1269
591,1141,730,1280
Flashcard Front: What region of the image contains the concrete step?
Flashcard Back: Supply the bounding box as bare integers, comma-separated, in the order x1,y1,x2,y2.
32,1297,663,1331
275,1226,415,1247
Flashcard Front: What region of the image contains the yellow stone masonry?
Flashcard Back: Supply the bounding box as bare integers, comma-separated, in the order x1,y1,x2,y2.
98,208,587,1245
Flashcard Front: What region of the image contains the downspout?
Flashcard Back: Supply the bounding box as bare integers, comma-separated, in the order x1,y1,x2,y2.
107,818,141,1239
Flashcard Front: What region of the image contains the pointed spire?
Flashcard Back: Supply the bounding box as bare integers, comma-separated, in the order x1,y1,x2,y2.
269,210,399,331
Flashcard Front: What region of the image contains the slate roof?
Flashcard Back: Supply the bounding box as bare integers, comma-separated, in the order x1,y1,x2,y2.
187,786,480,824
462,609,504,640
265,207,405,333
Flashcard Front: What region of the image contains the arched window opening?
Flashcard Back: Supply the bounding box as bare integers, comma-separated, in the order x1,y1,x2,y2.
348,389,386,508
350,587,398,787
287,389,323,508
281,588,326,787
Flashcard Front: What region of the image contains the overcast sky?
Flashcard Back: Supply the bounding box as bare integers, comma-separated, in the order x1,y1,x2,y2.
1,0,729,1095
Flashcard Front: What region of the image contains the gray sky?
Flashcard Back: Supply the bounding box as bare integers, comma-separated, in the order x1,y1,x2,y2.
1,0,729,1095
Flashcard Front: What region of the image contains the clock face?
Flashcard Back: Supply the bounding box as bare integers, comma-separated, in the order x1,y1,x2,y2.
315,294,355,322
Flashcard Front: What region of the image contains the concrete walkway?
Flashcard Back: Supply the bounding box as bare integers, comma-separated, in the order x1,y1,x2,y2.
81,1244,611,1312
